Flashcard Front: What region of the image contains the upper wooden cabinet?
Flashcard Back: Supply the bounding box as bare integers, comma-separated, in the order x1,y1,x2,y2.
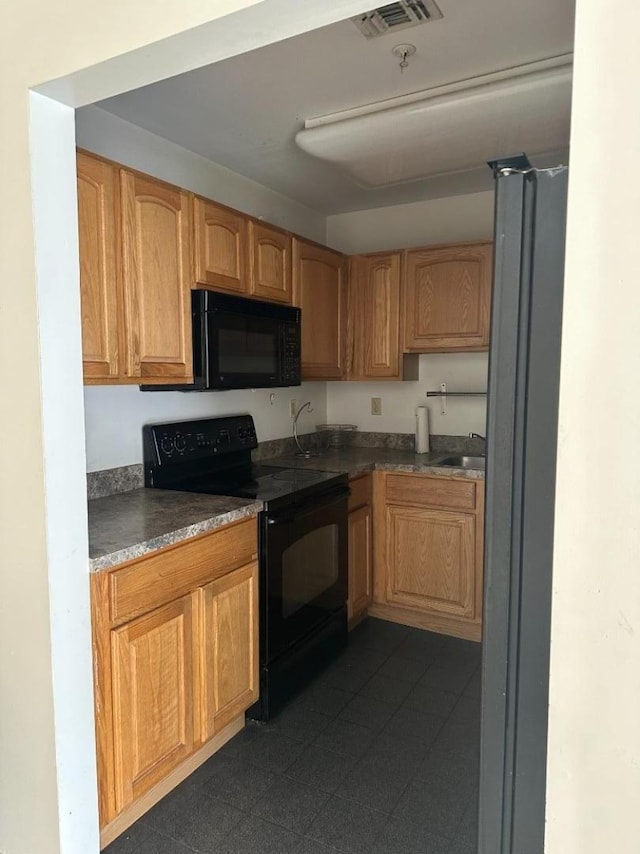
348,252,417,381
249,221,292,303
77,152,120,380
193,197,248,294
293,238,347,380
120,170,193,382
403,241,493,352
77,151,193,385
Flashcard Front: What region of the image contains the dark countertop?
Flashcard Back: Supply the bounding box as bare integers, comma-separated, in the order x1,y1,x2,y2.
267,447,486,479
88,489,262,572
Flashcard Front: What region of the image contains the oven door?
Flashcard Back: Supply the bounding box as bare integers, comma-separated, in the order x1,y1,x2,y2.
261,486,348,664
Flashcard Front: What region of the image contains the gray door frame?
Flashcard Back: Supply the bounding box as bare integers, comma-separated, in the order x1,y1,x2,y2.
479,156,569,854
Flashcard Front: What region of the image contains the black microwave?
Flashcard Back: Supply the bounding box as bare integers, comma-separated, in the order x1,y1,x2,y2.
141,290,301,391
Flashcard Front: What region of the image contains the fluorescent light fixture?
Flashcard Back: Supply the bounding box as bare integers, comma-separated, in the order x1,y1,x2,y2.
295,56,572,188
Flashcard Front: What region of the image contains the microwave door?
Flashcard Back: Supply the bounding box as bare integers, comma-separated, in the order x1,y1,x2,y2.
210,310,281,388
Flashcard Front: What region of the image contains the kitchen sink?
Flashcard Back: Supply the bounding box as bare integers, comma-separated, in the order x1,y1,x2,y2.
437,455,486,469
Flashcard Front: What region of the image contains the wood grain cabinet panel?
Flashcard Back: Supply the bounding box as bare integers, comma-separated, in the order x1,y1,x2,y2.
109,518,258,625
348,504,373,624
120,169,193,381
403,242,493,352
292,238,346,379
249,221,292,303
384,473,476,511
193,197,248,294
348,253,404,379
91,518,259,840
371,472,484,641
77,152,120,381
111,595,195,811
383,505,476,619
200,563,259,741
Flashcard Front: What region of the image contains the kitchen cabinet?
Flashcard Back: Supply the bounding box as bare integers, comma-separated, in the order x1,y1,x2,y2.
193,196,248,294
347,252,418,381
292,238,347,379
91,517,259,847
403,241,493,352
77,151,193,384
200,563,258,740
249,221,292,303
371,471,484,641
120,169,193,382
77,151,120,381
347,474,373,627
111,595,195,812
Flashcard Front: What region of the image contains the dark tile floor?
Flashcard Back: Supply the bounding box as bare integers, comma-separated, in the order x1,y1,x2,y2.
106,618,480,854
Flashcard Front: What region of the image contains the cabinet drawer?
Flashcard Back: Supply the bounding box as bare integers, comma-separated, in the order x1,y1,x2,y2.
109,518,258,624
385,473,476,511
349,474,372,511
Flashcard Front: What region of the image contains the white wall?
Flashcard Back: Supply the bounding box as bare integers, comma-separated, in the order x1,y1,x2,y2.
326,192,494,435
327,353,487,436
84,383,326,470
545,1,640,850
77,105,327,241
77,107,329,472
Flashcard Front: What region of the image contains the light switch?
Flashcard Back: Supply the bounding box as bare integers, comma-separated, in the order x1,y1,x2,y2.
371,397,382,416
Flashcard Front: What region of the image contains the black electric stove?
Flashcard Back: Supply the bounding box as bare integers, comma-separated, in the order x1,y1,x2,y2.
143,414,348,720
154,462,344,510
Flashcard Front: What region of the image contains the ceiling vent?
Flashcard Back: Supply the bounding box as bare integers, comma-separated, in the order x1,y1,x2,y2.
352,1,443,39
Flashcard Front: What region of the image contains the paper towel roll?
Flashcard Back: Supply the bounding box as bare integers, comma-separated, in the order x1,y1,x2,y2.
415,406,430,454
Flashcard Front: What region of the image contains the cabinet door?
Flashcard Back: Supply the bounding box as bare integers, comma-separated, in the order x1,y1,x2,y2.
293,239,346,379
120,170,193,381
111,595,195,811
349,253,401,379
404,242,492,352
249,221,292,303
348,505,373,624
193,197,248,294
381,505,477,621
200,563,258,742
77,152,120,381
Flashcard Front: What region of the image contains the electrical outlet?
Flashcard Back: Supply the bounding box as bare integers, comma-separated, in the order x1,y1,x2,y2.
289,399,297,419
371,397,382,416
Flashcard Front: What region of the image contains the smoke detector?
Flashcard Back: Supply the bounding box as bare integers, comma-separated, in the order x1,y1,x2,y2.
352,1,443,39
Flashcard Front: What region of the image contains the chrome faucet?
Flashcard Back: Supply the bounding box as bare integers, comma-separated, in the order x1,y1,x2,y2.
293,401,314,457
469,432,486,455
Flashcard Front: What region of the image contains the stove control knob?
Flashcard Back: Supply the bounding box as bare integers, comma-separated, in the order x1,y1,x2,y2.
175,433,187,454
160,435,175,456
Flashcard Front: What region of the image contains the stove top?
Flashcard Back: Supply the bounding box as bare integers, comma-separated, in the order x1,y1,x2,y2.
142,416,346,511
170,464,345,508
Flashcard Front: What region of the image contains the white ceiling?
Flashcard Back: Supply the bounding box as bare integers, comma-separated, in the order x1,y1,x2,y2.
96,0,576,214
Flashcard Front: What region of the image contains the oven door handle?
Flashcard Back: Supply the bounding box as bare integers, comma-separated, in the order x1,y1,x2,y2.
266,487,350,525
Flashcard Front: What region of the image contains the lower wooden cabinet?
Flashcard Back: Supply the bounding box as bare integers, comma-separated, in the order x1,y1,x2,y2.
371,471,484,641
91,518,259,845
347,474,373,627
111,595,195,812
200,563,258,741
348,504,373,625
